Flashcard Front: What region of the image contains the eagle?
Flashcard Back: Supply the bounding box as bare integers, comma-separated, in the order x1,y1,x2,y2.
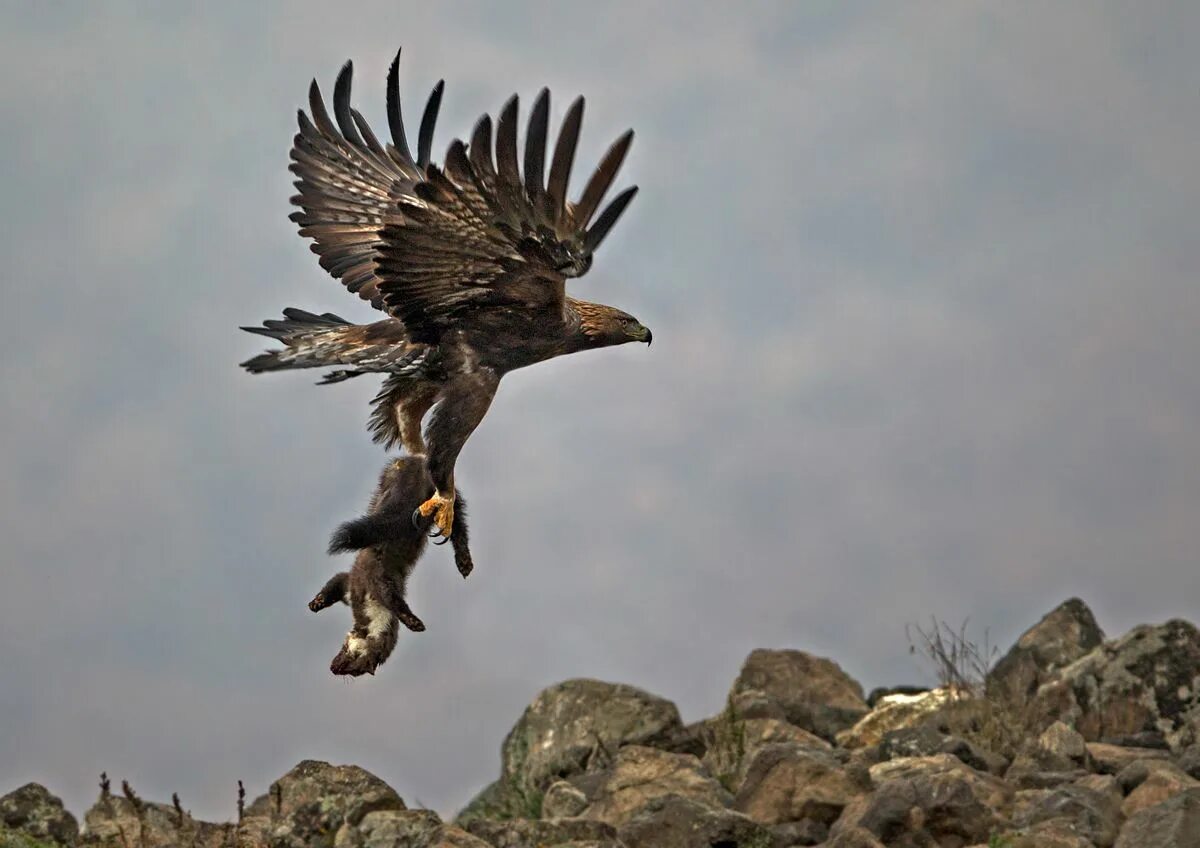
241,49,650,539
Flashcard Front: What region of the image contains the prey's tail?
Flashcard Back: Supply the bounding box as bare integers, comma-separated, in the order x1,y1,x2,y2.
240,308,365,382
327,513,417,555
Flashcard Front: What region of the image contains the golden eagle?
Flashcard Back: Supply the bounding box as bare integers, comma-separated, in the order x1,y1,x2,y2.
241,49,650,539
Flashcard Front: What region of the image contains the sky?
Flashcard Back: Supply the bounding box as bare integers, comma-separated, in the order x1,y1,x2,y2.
2,0,1198,823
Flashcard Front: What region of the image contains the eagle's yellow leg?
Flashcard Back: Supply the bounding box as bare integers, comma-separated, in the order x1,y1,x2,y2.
417,491,455,538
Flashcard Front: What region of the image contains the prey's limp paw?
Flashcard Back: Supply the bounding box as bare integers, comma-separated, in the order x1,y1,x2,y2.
308,593,328,612
398,610,426,632
414,493,454,539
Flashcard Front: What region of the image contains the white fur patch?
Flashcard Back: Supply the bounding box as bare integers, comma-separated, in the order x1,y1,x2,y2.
344,633,368,656
363,594,393,640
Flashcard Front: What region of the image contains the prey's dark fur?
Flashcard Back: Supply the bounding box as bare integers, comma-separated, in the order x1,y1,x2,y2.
309,456,473,677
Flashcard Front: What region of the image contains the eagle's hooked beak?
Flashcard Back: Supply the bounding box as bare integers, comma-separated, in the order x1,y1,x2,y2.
632,324,653,345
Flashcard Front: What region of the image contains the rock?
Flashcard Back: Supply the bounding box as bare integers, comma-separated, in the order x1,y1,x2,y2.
1178,745,1200,780
1086,742,1171,774
1040,722,1090,765
733,743,862,826
616,794,772,848
1007,722,1093,785
1120,763,1198,817
728,688,789,722
823,825,887,847
855,754,1012,844
574,746,731,828
770,817,830,845
698,714,829,794
240,760,406,848
454,778,543,825
836,689,953,749
730,649,868,740
1115,758,1187,793
464,817,618,848
1011,785,1121,847
1101,731,1170,750
1002,819,1099,848
541,781,590,819
0,785,78,847
1074,773,1122,799
1034,619,1200,742
868,755,1011,813
334,810,493,848
878,726,1006,775
81,794,226,848
1114,786,1200,847
987,598,1104,701
501,679,682,794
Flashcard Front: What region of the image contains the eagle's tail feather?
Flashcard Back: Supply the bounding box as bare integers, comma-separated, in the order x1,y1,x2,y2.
239,308,361,374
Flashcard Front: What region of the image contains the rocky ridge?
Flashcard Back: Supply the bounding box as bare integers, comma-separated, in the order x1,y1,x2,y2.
8,599,1200,847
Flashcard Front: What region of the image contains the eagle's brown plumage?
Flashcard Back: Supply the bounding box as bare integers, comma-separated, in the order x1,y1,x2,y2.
241,48,651,536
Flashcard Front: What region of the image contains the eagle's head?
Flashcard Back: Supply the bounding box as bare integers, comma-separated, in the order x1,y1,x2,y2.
573,300,652,349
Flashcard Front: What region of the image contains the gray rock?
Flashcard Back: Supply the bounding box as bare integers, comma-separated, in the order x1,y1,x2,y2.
1086,742,1171,774
575,746,731,828
878,726,1006,775
823,825,887,848
0,784,78,847
334,809,493,848
988,598,1104,700
698,714,830,794
465,816,618,848
1034,619,1200,743
1011,785,1121,847
1178,744,1200,780
541,781,590,819
501,680,682,794
240,760,406,848
854,754,1013,845
730,649,868,741
616,794,772,848
1115,786,1200,847
81,793,227,848
454,778,544,825
734,743,862,826
1119,762,1198,818
770,817,829,846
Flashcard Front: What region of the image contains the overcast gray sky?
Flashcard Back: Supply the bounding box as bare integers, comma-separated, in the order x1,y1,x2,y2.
2,0,1198,822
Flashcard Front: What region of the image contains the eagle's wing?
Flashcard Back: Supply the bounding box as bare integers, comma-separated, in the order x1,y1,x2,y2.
374,89,638,343
289,50,443,309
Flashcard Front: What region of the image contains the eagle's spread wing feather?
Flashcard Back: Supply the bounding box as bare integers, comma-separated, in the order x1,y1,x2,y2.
375,90,638,343
288,50,442,309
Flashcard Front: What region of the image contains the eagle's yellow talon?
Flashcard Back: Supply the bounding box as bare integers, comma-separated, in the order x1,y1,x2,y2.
415,493,454,538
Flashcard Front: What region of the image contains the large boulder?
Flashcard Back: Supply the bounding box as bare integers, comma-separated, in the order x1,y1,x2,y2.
1115,786,1200,847
617,795,772,848
1,784,78,847
334,809,492,848
1034,620,1200,743
573,746,731,828
1010,785,1122,847
463,817,618,848
730,649,868,740
837,753,1013,845
697,714,829,794
81,793,225,848
501,680,682,794
733,743,863,827
988,598,1104,700
240,760,406,848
